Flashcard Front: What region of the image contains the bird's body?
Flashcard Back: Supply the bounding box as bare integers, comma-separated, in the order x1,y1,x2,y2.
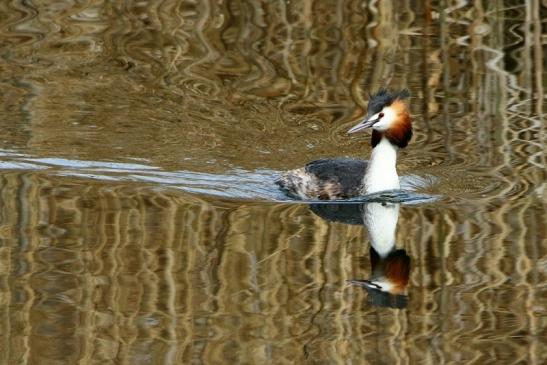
277,158,367,200
276,89,412,200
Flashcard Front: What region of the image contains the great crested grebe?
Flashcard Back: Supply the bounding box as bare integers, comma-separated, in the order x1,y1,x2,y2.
276,89,412,200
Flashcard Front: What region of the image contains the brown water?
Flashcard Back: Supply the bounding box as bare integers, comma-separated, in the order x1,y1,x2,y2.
0,0,546,364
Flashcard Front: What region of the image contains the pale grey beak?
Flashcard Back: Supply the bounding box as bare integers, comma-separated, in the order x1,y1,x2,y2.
347,116,380,134
347,279,380,289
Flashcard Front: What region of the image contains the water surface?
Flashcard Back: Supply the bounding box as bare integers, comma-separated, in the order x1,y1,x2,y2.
0,0,545,364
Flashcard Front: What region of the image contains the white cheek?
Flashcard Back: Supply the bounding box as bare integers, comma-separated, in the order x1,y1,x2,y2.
372,280,393,292
373,108,396,131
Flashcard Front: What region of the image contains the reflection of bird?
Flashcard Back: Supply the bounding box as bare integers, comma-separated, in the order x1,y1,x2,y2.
308,203,364,225
276,89,413,200
349,247,410,309
350,202,411,309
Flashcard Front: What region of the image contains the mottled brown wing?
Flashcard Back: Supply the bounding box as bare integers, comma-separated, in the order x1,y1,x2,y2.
304,158,367,198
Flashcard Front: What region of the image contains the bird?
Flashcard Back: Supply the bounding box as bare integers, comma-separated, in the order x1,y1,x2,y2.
276,89,412,200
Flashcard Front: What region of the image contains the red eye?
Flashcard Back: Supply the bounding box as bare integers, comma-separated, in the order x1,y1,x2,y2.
379,112,384,118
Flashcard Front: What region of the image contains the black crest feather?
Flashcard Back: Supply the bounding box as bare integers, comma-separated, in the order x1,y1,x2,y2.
367,88,410,116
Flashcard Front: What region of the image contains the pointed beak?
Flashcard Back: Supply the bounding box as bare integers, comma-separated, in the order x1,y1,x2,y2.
347,116,379,134
347,279,379,289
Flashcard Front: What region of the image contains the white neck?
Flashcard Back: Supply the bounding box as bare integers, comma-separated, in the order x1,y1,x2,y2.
362,202,399,257
363,137,399,194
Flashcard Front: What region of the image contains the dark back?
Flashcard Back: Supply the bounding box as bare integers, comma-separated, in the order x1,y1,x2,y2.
305,158,367,198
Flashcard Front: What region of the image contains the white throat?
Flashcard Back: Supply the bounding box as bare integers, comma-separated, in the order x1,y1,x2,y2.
363,138,399,194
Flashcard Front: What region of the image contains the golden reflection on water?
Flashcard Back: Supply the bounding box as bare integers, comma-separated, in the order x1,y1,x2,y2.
0,0,545,364
0,172,544,364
